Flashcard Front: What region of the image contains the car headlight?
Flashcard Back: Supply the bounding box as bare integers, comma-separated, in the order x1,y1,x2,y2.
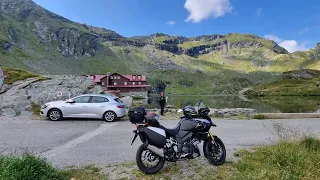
41,104,49,109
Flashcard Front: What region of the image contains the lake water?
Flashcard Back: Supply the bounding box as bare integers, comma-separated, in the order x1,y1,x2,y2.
138,95,320,113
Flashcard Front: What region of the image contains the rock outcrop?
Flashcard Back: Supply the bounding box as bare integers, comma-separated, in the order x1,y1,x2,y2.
120,96,133,108
56,28,98,57
0,76,104,117
283,69,320,79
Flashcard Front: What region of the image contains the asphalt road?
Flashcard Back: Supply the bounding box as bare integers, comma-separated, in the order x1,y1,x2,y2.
1,116,320,168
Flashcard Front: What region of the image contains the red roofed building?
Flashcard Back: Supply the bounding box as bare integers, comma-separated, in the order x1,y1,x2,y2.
85,73,151,97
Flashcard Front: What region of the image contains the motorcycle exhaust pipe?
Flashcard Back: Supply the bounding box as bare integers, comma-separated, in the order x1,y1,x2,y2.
146,145,164,158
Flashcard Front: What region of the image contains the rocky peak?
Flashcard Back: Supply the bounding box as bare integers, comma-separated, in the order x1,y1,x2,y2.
188,34,225,42
0,0,35,20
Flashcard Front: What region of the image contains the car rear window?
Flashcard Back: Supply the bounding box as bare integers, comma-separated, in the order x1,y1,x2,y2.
114,98,123,103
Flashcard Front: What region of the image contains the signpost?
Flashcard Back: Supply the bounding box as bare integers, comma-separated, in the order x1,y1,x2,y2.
0,66,3,90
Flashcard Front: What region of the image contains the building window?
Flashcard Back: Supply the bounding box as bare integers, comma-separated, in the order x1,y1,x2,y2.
110,76,113,79
117,76,120,79
133,75,136,79
102,82,105,86
139,82,141,85
124,82,127,85
133,82,135,85
114,82,117,85
138,75,141,79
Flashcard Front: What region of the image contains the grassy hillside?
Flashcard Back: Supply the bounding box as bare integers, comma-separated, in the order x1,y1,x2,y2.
245,69,320,96
0,0,320,95
3,67,49,84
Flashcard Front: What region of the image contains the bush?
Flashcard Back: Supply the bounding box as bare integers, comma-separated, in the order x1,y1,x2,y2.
253,114,266,119
0,154,67,180
31,102,41,116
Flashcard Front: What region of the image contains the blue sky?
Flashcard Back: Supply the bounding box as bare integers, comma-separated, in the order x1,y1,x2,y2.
33,0,320,52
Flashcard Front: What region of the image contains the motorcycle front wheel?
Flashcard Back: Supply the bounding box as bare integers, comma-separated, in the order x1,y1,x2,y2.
136,144,165,174
204,136,226,166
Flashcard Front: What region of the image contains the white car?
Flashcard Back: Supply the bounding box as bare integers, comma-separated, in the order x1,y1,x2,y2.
40,94,126,122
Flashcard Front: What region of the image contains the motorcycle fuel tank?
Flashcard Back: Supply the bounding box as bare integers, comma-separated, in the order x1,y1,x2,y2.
144,127,167,148
180,118,211,132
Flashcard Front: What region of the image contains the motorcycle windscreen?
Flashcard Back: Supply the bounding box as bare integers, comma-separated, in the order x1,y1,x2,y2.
144,127,167,148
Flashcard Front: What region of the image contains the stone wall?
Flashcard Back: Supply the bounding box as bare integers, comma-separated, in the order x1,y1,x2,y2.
120,91,148,98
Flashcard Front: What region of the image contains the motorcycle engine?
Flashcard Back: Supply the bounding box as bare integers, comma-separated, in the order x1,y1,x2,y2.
182,143,192,154
182,141,201,158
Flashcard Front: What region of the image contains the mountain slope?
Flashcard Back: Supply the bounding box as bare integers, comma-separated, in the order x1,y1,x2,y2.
0,0,319,94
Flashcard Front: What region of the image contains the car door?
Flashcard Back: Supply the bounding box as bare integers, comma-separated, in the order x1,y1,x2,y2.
65,96,90,118
87,96,110,118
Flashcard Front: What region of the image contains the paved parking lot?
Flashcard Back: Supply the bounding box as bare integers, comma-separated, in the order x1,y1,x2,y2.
1,116,320,168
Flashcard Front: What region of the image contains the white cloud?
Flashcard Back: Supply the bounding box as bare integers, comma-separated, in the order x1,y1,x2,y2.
184,0,233,23
264,34,309,52
299,28,309,34
264,34,282,43
257,8,262,16
166,20,176,26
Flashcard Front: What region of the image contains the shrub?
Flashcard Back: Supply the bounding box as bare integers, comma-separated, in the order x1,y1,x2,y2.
253,114,266,119
0,154,67,180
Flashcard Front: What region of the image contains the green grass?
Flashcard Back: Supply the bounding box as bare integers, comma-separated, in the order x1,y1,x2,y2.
177,38,225,49
229,137,320,180
31,102,41,116
226,33,274,49
0,154,67,180
253,114,267,119
251,96,320,113
3,67,50,84
0,153,107,180
148,69,253,95
63,165,108,180
154,36,170,44
248,77,320,96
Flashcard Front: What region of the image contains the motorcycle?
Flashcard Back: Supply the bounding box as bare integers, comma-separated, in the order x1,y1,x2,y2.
128,100,226,174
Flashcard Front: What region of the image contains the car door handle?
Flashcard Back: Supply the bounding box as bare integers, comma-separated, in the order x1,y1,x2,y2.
100,106,105,108
82,105,87,107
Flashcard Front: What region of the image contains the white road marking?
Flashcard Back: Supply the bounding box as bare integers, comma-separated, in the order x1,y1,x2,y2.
41,122,118,159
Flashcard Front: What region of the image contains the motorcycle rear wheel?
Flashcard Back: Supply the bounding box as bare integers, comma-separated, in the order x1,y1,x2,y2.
136,144,165,174
204,136,226,166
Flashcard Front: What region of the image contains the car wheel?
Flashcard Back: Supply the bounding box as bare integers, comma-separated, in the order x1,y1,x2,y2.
48,109,63,121
103,111,117,122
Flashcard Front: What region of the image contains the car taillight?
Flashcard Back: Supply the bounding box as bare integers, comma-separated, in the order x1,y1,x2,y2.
117,105,125,108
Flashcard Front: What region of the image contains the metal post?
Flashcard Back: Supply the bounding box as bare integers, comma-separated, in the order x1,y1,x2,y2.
106,72,110,91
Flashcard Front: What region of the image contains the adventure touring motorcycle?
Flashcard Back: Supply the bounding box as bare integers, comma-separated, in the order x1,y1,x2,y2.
129,100,226,174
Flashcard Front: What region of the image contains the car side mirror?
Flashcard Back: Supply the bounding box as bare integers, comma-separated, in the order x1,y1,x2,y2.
66,99,75,103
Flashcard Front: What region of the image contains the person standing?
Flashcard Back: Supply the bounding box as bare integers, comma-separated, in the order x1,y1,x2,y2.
0,66,3,90
158,92,166,116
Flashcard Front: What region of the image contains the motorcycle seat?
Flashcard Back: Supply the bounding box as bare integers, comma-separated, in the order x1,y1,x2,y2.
159,125,180,137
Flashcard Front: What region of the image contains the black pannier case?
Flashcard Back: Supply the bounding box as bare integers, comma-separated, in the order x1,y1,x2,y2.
128,106,146,123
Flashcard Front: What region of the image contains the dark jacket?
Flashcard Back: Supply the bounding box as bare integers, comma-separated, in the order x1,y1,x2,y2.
158,96,166,106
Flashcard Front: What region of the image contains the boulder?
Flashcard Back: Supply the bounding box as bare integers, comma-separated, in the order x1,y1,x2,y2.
209,108,256,117
0,75,104,117
120,96,133,108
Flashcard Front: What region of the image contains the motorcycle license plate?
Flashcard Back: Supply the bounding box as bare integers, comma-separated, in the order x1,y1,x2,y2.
130,134,138,145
